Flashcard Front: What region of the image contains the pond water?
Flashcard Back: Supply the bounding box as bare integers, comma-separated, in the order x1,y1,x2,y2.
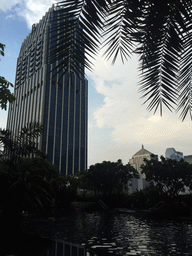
32,209,192,255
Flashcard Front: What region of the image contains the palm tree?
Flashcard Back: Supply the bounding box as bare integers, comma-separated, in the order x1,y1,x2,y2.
50,0,192,120
0,122,44,162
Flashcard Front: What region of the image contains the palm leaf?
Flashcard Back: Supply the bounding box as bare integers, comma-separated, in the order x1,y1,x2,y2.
0,43,5,57
177,27,192,121
0,123,43,159
52,0,192,119
102,0,143,64
137,0,185,115
49,0,109,78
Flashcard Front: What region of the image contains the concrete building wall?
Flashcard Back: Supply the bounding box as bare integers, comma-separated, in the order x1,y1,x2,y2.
128,145,158,194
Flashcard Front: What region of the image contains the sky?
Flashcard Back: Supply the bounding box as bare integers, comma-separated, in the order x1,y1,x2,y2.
1,0,192,167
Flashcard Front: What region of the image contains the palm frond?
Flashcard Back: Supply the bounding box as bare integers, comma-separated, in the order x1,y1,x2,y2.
49,0,110,78
20,122,43,139
0,43,5,57
177,28,192,121
102,0,144,64
0,123,43,159
137,0,184,115
52,0,192,119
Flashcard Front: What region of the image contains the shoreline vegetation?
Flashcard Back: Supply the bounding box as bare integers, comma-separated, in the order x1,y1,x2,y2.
73,192,192,219
1,192,192,256
1,157,192,255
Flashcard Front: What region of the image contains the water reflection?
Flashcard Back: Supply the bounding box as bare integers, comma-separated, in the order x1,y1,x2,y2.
32,210,192,255
112,214,192,255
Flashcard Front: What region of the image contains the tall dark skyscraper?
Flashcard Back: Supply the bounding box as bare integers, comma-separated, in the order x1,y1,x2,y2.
6,4,88,175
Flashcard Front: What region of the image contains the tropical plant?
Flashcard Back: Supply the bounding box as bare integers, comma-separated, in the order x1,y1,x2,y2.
0,121,47,224
50,174,78,208
0,157,58,249
141,156,192,199
75,170,89,191
51,0,192,120
0,43,15,110
0,122,44,162
0,160,53,215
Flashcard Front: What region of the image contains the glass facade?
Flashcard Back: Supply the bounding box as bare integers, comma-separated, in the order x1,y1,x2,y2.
6,4,88,175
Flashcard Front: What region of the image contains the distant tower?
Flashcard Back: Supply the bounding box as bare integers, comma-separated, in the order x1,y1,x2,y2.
6,4,88,175
129,145,158,193
165,148,183,161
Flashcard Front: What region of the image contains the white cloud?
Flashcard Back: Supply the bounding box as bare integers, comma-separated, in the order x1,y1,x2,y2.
88,52,192,165
20,0,57,28
1,0,56,28
89,53,142,128
5,14,16,19
1,0,21,12
111,113,192,145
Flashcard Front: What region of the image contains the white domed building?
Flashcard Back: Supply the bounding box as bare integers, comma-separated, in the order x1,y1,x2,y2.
128,145,158,194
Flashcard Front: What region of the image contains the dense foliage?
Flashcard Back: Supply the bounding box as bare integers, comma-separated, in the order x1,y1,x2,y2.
0,43,15,110
77,159,139,196
141,156,192,199
0,122,44,162
0,122,44,161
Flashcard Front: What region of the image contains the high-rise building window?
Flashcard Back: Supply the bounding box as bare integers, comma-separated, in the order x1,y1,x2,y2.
6,4,88,175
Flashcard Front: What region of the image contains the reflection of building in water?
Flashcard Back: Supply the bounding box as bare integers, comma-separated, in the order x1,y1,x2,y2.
128,145,158,194
165,148,183,161
6,4,88,175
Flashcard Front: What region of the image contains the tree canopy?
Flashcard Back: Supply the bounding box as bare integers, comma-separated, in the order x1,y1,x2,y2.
0,43,15,110
51,0,192,120
82,159,139,196
141,156,192,199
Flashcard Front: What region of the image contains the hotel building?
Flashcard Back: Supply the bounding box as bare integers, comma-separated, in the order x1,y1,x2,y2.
6,5,88,175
